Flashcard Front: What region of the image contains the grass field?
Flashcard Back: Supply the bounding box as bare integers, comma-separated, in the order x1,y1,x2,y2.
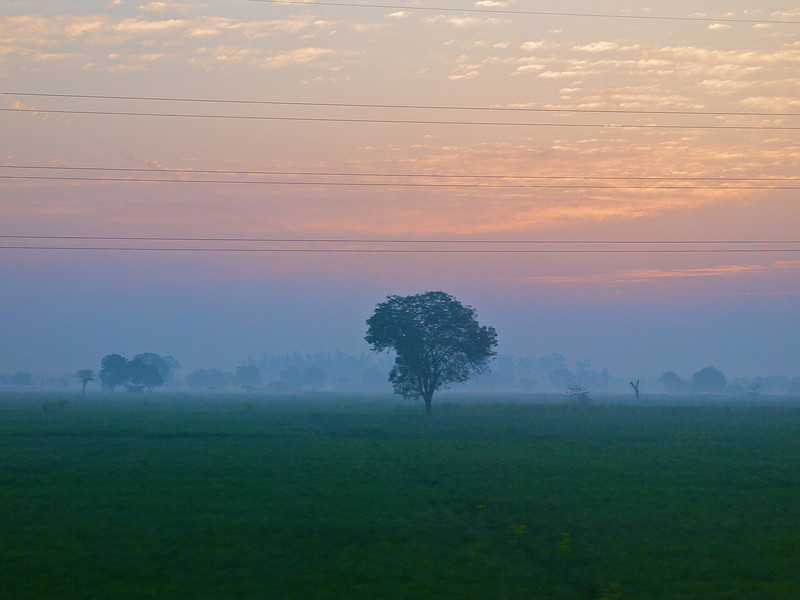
2,392,800,599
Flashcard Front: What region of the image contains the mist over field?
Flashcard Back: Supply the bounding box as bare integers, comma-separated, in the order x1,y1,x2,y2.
2,256,798,394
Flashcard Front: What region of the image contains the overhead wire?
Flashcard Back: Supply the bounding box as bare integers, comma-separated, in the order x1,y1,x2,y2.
1,246,797,254
1,174,797,190
247,0,800,26
2,235,797,244
4,93,799,118
2,165,797,183
0,235,797,254
2,106,796,130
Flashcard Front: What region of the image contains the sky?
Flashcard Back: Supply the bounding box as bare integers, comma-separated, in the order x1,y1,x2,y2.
1,0,799,384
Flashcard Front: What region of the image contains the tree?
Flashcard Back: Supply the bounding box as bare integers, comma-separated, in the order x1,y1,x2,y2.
10,371,34,387
659,371,686,393
99,354,128,393
127,358,164,392
76,369,94,395
693,366,727,394
133,353,177,388
365,291,497,416
630,379,640,402
567,383,591,405
186,368,230,391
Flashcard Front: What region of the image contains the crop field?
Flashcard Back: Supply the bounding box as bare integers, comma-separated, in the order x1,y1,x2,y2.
2,392,800,599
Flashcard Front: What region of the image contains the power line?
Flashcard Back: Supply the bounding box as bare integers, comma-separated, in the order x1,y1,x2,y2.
1,246,797,254
3,174,797,190
249,0,800,25
3,106,796,130
3,235,797,244
3,165,798,183
4,92,799,118
1,235,797,254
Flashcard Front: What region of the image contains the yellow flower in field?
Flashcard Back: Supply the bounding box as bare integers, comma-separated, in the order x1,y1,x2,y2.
512,524,527,536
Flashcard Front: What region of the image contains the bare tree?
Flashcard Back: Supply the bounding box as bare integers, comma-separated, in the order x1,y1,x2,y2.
630,379,640,402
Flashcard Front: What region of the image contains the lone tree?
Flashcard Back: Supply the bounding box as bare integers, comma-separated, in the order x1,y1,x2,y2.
76,369,94,395
630,379,640,402
365,291,497,416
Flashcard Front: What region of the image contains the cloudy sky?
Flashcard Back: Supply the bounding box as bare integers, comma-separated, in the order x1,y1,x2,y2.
1,0,799,383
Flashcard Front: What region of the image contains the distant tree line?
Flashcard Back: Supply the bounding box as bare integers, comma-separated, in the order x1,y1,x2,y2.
98,353,179,393
175,354,800,398
185,365,263,392
659,367,800,396
467,353,611,392
184,351,395,393
0,371,34,387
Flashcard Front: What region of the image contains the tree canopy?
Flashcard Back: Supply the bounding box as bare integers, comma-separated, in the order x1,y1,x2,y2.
693,366,727,394
365,291,497,415
99,353,178,393
99,354,129,392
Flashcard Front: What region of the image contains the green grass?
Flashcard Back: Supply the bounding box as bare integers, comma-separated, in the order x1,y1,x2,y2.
2,393,800,599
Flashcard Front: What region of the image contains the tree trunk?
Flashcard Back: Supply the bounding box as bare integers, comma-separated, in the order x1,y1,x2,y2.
423,392,433,416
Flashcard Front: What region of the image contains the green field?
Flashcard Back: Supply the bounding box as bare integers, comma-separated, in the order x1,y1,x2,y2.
2,393,800,599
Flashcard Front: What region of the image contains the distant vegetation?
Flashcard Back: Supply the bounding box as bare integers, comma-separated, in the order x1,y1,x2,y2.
5,355,800,400
98,353,180,393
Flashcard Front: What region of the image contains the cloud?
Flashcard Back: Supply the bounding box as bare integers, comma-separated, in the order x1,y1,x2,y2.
538,70,582,79
192,45,346,70
448,61,481,80
260,47,339,68
139,2,167,11
521,264,764,285
520,40,548,51
572,41,619,53
708,23,730,31
620,265,762,281
422,15,484,28
513,64,544,75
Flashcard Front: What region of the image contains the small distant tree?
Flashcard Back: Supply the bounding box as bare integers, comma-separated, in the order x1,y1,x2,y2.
567,383,591,405
659,371,685,393
630,379,640,402
692,366,727,394
10,371,34,387
186,368,230,391
76,369,94,395
365,291,497,416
